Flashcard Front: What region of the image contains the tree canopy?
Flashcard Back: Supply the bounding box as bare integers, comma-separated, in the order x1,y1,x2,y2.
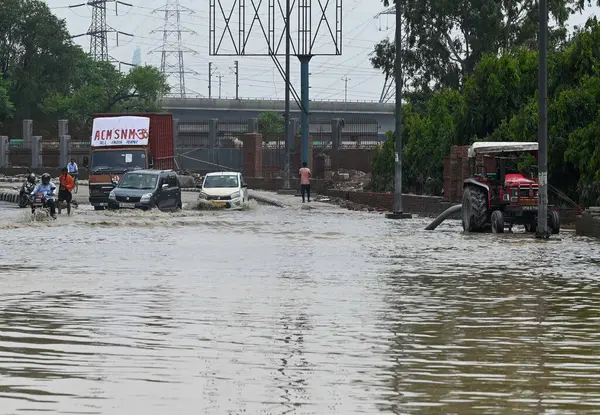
372,17,600,206
373,0,596,92
0,0,169,138
258,111,285,135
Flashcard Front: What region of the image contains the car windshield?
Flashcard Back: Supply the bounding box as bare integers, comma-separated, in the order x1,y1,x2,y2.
118,173,157,190
91,150,146,173
203,175,239,188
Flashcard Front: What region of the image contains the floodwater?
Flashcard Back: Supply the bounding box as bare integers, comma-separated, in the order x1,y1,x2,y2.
0,199,599,414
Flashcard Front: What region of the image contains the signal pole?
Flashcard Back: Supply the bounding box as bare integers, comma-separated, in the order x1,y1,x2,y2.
386,0,411,220
536,0,549,238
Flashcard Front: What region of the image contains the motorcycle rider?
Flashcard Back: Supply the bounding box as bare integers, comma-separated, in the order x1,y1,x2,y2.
30,173,57,219
58,167,75,215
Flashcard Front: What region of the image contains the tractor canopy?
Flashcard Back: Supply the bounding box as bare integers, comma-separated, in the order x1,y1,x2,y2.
467,142,538,158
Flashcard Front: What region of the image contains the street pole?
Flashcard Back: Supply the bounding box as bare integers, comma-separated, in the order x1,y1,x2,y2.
386,0,411,220
283,0,291,190
209,62,213,99
342,77,350,102
235,61,239,99
218,73,223,99
536,0,549,238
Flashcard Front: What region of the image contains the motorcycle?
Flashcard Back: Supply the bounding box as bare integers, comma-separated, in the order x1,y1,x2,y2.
17,176,37,208
30,191,54,218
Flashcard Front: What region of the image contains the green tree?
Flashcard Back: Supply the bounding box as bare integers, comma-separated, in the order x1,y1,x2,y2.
373,0,586,92
258,111,285,135
0,0,169,137
0,0,81,122
0,77,13,121
42,63,170,134
372,15,600,204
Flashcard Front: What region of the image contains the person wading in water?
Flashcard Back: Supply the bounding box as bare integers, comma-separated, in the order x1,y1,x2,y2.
299,162,312,203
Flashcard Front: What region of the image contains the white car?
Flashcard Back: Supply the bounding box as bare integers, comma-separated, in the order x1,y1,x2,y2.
198,171,249,210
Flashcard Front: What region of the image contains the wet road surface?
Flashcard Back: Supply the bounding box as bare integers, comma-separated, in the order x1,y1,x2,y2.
0,193,599,414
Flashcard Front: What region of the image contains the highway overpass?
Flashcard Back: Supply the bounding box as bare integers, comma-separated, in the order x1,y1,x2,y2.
159,98,396,136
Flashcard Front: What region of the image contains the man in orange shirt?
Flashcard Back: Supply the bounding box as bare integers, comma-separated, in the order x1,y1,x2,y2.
299,161,312,203
58,167,75,215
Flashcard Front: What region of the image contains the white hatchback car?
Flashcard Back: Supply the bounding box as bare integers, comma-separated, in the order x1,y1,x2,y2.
199,172,249,209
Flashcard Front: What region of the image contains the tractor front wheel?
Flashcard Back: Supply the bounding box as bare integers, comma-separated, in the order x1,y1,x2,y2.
491,210,504,233
462,185,488,232
549,210,560,234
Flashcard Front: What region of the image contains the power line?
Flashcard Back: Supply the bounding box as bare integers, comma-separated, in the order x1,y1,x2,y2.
70,0,133,63
150,0,199,98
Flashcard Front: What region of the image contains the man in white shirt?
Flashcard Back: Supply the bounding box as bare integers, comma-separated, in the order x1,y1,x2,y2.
67,158,78,179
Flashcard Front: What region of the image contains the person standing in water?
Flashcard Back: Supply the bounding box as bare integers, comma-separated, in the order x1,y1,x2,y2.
299,161,312,203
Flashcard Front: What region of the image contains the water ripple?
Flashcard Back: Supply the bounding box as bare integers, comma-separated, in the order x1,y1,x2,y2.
0,206,598,413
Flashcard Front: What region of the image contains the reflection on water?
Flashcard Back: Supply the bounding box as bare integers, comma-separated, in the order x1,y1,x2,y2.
0,203,599,413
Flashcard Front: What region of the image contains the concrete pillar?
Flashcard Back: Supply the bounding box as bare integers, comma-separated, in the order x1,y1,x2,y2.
23,120,33,147
331,118,344,171
331,118,344,151
59,135,71,168
31,136,42,168
241,133,263,178
0,136,8,168
247,118,258,134
58,119,68,137
208,118,218,165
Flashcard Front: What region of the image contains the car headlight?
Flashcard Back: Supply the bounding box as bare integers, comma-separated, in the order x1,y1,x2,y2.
108,190,116,199
198,191,208,199
140,193,153,202
230,191,240,199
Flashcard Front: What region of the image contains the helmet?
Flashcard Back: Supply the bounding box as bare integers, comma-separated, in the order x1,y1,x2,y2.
41,173,51,184
27,173,36,184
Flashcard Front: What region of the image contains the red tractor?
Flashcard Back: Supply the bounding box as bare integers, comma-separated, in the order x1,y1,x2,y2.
461,142,560,234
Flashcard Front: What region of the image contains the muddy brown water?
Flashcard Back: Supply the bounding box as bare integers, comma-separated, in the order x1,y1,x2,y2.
0,201,599,414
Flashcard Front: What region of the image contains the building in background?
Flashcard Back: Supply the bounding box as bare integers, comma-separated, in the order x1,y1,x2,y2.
132,46,142,66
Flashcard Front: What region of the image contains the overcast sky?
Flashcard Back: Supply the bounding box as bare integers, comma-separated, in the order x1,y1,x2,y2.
46,0,599,102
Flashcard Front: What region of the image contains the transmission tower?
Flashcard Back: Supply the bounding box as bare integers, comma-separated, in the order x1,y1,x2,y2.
70,0,133,62
151,0,198,98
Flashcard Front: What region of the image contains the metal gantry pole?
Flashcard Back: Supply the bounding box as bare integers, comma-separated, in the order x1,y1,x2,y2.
283,0,291,189
386,0,410,219
536,0,549,238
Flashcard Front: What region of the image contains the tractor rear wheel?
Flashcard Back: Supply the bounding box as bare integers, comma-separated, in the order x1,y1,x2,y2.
549,210,560,234
491,210,504,233
462,185,488,232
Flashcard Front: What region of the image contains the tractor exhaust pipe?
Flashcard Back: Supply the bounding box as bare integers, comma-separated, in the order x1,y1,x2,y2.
425,204,463,230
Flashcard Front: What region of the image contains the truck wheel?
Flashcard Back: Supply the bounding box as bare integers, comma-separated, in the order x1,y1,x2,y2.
549,210,560,234
462,186,488,232
94,206,104,211
491,210,504,233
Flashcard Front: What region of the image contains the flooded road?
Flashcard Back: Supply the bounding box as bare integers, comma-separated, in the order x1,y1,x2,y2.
0,198,599,414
